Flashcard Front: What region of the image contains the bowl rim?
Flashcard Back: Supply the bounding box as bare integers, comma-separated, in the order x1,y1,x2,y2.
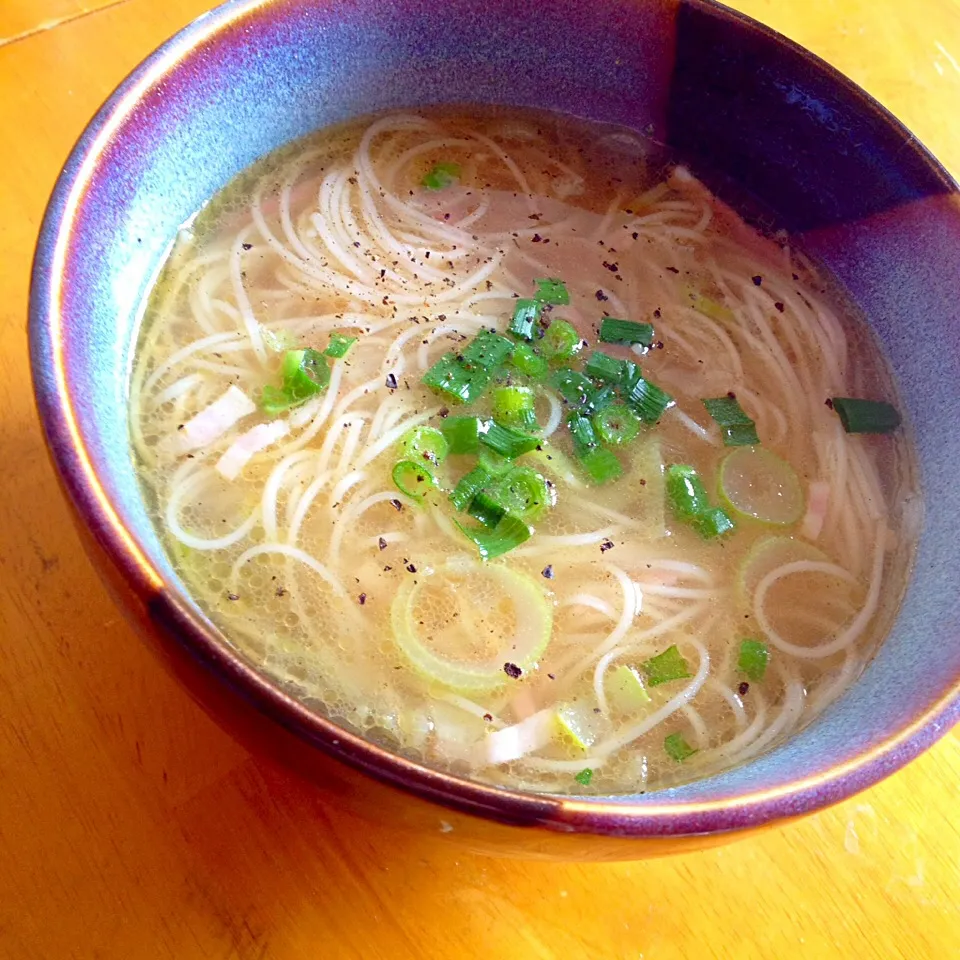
29,0,960,838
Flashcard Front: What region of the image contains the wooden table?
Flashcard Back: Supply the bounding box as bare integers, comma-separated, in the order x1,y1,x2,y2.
2,2,958,957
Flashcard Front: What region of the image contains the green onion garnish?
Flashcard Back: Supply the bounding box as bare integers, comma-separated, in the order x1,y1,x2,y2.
422,161,461,190
489,467,552,521
492,385,537,431
541,319,583,363
261,347,331,415
467,490,506,529
422,353,490,404
578,446,623,484
461,329,515,372
455,514,532,560
510,343,548,379
533,277,571,306
567,411,598,452
621,366,674,422
830,397,902,435
392,460,438,500
665,464,710,521
449,465,492,512
574,768,593,786
402,425,449,465
599,317,655,346
692,506,736,540
441,416,481,455
479,420,539,460
702,395,759,446
550,368,596,410
593,403,641,446
584,350,625,383
324,333,358,359
478,447,514,476
642,644,691,686
664,732,697,762
738,639,770,682
508,299,542,340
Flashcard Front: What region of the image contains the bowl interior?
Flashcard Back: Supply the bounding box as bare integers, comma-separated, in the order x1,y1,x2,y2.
31,0,960,817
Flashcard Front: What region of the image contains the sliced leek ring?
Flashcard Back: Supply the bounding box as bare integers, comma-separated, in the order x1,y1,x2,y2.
390,562,552,693
719,447,804,526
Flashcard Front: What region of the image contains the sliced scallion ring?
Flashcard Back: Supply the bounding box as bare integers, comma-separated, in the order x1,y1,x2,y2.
719,447,804,526
392,460,438,500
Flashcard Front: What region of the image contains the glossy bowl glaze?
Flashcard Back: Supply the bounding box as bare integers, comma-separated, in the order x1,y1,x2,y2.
29,0,960,858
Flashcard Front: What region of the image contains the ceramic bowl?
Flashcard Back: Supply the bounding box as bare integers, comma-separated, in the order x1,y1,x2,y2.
29,0,960,859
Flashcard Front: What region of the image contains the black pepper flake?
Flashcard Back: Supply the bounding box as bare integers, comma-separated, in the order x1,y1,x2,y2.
653,308,661,319
275,585,286,598
774,302,785,313
226,593,239,601
438,407,450,418
531,233,543,243
241,242,253,251
389,499,403,511
378,537,388,551
547,673,555,680
385,373,398,390
406,563,417,573
825,398,834,409
358,593,367,605
602,261,619,273
738,682,750,696
632,232,639,240
752,275,763,286
666,266,680,274
541,565,555,580
639,478,647,486
600,540,614,553
504,662,522,679
483,713,493,722
595,289,609,302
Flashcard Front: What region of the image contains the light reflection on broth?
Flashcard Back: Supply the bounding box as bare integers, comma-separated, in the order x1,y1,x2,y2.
130,107,920,794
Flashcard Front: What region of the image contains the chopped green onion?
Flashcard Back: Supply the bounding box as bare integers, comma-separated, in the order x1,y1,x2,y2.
687,289,736,324
533,277,570,306
621,366,674,422
591,384,617,413
693,506,736,539
479,420,539,460
262,347,331,415
392,460,438,500
455,514,532,560
594,403,641,446
738,639,770,681
449,465,492,512
541,319,583,363
567,411,598,452
422,353,490,404
574,768,593,786
284,347,331,399
508,299,542,340
478,448,514,476
830,397,902,434
441,416,481,455
549,368,596,410
510,343,548,379
599,317,655,346
402,425,449,465
461,329,515,371
703,395,759,446
666,464,710,521
642,644,691,686
489,467,552,521
492,385,538,431
664,732,697,762
467,491,506,528
584,350,625,383
422,161,461,190
702,395,753,426
721,422,760,446
324,333,357,359
578,447,623,485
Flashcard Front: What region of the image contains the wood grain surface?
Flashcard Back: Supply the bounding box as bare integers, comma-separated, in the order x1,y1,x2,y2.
1,2,958,957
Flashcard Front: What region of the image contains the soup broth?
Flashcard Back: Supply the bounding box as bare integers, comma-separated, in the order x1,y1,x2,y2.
131,107,919,794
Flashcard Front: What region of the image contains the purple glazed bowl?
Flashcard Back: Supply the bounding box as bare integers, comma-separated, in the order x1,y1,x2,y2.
29,0,960,859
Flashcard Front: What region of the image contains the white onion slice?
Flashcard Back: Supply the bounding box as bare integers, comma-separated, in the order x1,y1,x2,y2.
176,385,255,452
484,708,556,765
216,419,290,480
